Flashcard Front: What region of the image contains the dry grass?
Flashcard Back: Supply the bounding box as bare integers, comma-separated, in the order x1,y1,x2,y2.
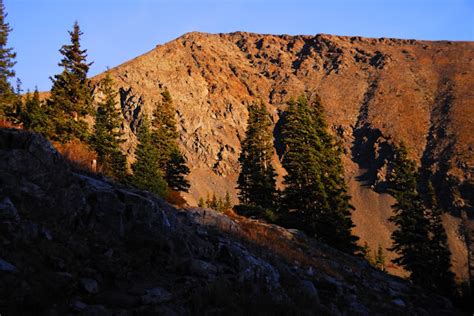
201,209,348,279
53,140,97,173
165,190,188,207
0,119,21,129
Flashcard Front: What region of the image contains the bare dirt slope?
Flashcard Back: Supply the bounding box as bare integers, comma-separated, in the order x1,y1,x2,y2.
94,32,474,281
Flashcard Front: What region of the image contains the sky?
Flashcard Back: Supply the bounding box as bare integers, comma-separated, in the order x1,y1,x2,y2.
5,0,474,91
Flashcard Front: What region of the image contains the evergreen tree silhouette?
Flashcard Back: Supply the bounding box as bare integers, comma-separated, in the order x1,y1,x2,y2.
47,22,94,142
237,101,277,215
91,74,127,181
281,94,358,253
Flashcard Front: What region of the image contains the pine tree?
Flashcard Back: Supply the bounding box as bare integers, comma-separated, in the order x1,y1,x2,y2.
151,89,190,192
280,94,358,253
131,116,167,196
360,242,374,264
0,0,16,120
237,101,277,214
90,74,126,181
388,144,432,286
165,148,190,191
47,21,93,142
424,180,455,295
211,193,218,210
22,88,50,134
374,245,386,271
198,197,206,208
388,144,454,294
223,192,232,210
4,78,23,124
205,193,212,208
20,90,32,127
201,193,232,212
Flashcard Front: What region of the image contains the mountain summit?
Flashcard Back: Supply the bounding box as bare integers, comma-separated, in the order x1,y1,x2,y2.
94,32,473,282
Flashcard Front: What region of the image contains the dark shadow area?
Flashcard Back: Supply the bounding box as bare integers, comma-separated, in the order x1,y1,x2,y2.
369,51,387,69
420,80,457,212
273,109,286,161
291,37,315,71
350,76,394,191
0,128,461,315
460,181,474,215
351,125,394,190
254,38,264,50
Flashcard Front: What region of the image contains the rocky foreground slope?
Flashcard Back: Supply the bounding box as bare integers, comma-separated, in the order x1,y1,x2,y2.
0,129,461,314
94,32,474,281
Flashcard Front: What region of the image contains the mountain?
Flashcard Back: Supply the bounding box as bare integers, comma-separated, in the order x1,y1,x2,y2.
94,32,474,283
0,128,459,314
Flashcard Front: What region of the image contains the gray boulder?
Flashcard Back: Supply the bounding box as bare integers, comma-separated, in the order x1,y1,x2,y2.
0,258,17,272
0,197,20,221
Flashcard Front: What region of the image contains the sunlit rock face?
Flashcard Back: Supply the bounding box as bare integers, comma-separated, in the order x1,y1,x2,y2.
95,32,473,281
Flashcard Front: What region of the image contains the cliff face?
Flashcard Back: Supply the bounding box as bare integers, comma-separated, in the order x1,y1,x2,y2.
0,129,459,314
94,32,473,281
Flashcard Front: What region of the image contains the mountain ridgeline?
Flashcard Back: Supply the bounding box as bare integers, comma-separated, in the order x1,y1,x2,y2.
93,32,473,285
0,0,473,307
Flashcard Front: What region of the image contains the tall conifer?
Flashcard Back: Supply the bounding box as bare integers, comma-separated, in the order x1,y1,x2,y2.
237,101,277,213
427,200,455,295
47,21,93,142
0,0,16,120
90,74,127,180
388,144,454,294
374,245,386,271
4,78,23,124
151,89,190,192
281,95,358,253
22,88,50,135
131,116,167,196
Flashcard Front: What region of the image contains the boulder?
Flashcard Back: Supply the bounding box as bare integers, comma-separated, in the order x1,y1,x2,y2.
188,259,218,278
0,258,17,272
0,197,20,221
299,279,319,303
80,278,99,294
141,287,172,305
80,304,109,316
392,298,406,308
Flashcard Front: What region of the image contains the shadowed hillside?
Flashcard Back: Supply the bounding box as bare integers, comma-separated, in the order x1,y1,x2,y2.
0,128,460,314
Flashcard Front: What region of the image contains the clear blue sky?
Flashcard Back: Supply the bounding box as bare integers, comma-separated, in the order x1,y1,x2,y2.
6,0,474,91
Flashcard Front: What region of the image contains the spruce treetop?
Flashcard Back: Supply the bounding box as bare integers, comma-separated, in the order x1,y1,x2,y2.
0,0,17,118
47,21,94,142
58,21,92,80
0,0,15,79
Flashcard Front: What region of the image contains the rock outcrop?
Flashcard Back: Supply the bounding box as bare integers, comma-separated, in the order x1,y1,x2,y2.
0,128,460,314
93,32,473,282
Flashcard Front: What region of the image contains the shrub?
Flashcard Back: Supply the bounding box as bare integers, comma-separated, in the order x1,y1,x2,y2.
0,119,19,129
54,140,97,173
263,209,279,223
165,190,187,207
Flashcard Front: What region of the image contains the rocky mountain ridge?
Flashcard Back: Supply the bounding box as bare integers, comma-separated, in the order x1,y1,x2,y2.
93,32,473,282
0,128,460,314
